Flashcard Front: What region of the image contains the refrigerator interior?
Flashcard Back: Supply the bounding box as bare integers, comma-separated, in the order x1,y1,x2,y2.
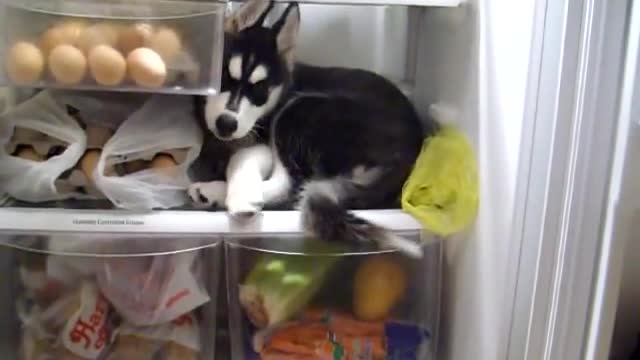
0,0,540,359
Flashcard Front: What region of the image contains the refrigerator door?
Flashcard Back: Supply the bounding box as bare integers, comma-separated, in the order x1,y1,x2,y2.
585,1,640,358
507,0,633,359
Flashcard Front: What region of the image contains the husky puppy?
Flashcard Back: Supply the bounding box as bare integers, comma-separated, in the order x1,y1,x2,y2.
190,0,437,255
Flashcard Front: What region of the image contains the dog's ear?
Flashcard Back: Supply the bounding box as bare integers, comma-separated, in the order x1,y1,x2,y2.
272,3,300,70
225,0,274,34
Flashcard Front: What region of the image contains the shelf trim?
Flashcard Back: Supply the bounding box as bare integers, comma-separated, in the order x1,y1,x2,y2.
0,208,423,234
275,0,462,7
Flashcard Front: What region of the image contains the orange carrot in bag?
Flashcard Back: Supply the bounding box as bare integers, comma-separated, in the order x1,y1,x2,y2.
261,348,319,360
266,322,329,355
261,313,388,359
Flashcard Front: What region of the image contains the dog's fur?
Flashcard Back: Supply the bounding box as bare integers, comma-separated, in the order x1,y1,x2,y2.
190,0,437,256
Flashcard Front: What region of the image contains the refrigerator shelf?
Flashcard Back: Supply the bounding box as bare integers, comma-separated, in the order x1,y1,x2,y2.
0,208,423,234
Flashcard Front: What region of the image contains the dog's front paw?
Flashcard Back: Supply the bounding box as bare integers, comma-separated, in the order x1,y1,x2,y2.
226,188,264,217
189,181,227,209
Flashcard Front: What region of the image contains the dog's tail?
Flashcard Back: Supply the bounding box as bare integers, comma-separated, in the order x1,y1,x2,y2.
298,178,423,258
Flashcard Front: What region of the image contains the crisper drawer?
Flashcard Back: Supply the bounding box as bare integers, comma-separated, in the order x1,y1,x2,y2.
0,232,222,360
0,0,224,95
225,233,442,360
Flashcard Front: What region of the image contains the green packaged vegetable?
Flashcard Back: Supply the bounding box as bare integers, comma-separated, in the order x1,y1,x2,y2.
402,125,479,236
239,242,341,328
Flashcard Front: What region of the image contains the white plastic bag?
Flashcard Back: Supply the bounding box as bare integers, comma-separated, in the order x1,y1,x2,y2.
94,95,203,210
18,282,112,360
109,313,201,360
96,251,209,326
51,90,147,130
0,91,87,202
17,298,57,360
44,235,107,288
59,282,112,359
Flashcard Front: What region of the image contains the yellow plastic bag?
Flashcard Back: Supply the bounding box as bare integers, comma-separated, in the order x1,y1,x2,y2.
401,126,479,236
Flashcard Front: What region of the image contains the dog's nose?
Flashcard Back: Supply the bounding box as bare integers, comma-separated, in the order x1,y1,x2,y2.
216,114,238,138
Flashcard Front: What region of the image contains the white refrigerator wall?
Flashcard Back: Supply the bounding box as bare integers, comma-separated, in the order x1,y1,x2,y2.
265,4,409,82
413,0,534,359
296,4,408,82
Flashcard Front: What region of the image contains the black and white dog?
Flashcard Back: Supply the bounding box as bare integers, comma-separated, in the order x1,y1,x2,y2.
190,0,437,256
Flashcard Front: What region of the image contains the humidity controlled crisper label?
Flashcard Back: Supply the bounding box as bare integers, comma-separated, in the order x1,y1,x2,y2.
71,217,145,226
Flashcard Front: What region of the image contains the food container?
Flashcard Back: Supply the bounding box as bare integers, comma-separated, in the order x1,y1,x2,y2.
0,90,203,209
225,234,442,360
1,0,224,95
0,233,222,359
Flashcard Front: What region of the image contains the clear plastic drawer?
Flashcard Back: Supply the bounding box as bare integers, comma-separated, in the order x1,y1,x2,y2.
0,233,222,359
1,0,224,95
225,234,442,359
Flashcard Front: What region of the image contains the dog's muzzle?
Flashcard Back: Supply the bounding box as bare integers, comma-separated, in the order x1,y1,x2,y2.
215,113,238,138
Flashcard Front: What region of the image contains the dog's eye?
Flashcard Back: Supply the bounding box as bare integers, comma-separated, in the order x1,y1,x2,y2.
248,80,269,105
252,80,269,97
222,75,238,91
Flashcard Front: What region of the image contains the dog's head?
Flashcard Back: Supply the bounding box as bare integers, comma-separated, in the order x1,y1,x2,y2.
204,0,300,141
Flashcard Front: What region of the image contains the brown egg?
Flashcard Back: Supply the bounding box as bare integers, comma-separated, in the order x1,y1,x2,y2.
85,125,114,148
77,23,119,54
88,45,126,86
6,42,44,84
48,44,87,84
149,26,182,62
40,20,87,55
150,153,177,176
117,23,153,55
104,163,117,177
15,146,43,162
79,149,102,183
127,48,166,88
